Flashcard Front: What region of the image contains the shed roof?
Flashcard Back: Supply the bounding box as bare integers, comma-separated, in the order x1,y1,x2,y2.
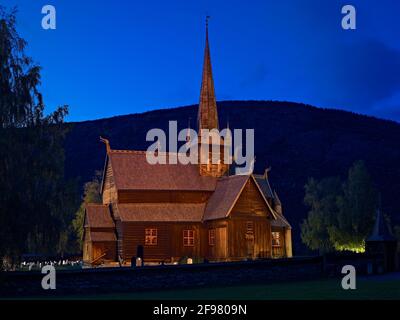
271,212,291,228
85,204,115,228
89,231,116,242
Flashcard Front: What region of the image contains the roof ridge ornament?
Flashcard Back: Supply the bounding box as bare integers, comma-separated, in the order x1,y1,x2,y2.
264,166,272,178
100,136,111,154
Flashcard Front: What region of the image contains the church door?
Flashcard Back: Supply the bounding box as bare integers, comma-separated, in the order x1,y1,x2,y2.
215,227,228,259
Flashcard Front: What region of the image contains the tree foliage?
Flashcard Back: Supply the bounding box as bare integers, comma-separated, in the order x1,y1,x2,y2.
0,6,78,265
72,171,102,249
329,161,376,251
301,161,377,253
301,177,342,254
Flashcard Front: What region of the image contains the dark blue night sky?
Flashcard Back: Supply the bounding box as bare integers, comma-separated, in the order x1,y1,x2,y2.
3,0,400,122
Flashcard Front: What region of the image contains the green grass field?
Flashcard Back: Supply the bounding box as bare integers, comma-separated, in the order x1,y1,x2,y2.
52,273,400,300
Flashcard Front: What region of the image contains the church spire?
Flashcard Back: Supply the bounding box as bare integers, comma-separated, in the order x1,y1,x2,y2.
198,16,219,131
197,17,228,178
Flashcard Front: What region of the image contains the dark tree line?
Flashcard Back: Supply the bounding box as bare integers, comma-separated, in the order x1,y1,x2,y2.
0,7,79,268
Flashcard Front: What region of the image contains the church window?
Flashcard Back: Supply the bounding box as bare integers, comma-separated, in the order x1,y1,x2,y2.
145,228,157,245
272,232,281,247
246,221,254,235
209,229,216,246
183,229,195,246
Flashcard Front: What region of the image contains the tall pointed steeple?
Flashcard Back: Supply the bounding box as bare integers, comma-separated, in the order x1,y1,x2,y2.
197,17,228,178
198,16,219,131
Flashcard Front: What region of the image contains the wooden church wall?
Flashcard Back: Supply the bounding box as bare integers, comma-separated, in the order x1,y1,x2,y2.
83,233,91,263
102,161,117,204
227,178,273,259
118,190,212,203
204,220,229,260
119,222,203,262
227,217,271,259
115,220,124,259
232,179,271,217
120,222,171,262
169,223,203,261
271,226,286,258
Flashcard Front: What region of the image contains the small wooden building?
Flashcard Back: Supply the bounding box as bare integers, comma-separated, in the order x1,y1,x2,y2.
83,23,292,265
366,208,398,272
83,204,117,264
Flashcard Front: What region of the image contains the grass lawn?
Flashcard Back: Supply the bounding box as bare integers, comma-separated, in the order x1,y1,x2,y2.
49,274,400,300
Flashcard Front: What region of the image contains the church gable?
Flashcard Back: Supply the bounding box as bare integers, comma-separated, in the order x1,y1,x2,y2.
203,175,276,221
230,176,274,218
203,175,249,221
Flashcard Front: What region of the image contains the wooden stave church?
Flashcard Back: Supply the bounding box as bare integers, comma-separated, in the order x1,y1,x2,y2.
83,23,293,265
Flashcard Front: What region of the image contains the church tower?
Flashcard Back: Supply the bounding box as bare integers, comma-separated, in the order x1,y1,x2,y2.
197,17,229,177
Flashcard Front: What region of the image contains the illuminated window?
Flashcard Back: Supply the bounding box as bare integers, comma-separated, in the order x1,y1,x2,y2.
272,232,281,247
209,229,216,246
183,229,195,246
145,228,157,246
246,221,254,235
